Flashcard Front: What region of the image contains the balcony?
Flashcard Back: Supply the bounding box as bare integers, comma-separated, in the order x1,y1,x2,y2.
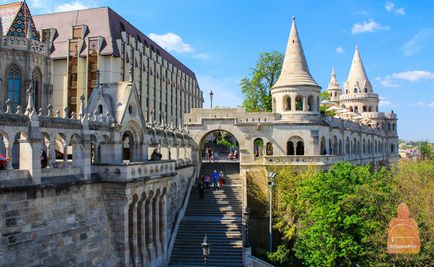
94,160,177,182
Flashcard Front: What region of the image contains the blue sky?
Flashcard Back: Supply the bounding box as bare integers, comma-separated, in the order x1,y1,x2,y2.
22,0,434,141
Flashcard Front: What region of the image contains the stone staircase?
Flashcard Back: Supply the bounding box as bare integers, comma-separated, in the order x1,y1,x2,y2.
169,162,243,267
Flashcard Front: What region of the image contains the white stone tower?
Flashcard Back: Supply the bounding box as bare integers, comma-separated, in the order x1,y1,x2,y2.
340,46,379,113
326,67,342,105
271,17,321,121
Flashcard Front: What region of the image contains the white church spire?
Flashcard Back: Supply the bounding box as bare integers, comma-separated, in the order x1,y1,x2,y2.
347,46,369,85
272,17,319,89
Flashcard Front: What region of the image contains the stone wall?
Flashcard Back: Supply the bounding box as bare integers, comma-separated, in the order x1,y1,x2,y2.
0,165,197,267
0,182,119,266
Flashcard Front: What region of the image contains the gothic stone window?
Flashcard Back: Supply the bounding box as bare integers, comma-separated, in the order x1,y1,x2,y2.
7,64,22,111
31,69,41,110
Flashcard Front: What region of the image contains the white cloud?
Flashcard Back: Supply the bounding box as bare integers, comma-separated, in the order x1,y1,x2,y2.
351,19,389,34
378,70,434,87
385,2,406,15
55,1,94,12
405,101,434,108
336,47,344,54
391,70,434,81
148,32,210,60
197,75,243,108
385,2,394,12
402,28,434,56
148,33,193,53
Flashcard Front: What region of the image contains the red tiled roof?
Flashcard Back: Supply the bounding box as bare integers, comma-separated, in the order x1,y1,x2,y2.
33,7,196,79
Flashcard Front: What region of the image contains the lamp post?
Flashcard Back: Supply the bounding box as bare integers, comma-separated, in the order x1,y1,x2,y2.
209,90,214,108
202,234,210,267
267,171,276,252
244,207,250,247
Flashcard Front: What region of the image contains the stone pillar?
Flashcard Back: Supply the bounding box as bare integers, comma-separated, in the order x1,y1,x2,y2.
48,141,56,167
137,194,147,266
160,192,168,262
5,142,13,170
145,192,156,263
291,96,296,112
19,137,41,183
81,140,92,180
303,97,308,111
63,144,68,165
142,143,149,161
160,145,169,160
130,196,140,266
152,192,161,263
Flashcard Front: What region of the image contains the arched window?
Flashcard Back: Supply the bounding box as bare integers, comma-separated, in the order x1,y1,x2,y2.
354,88,358,93
307,95,313,111
364,88,368,93
254,138,264,158
333,136,338,155
354,106,359,113
339,139,343,155
266,142,273,156
349,106,353,112
363,139,366,154
97,104,103,114
287,141,294,155
387,123,391,131
392,123,395,131
368,106,372,112
7,64,22,111
31,69,41,110
284,96,291,111
320,137,326,155
295,95,303,111
122,132,134,161
296,141,304,155
391,144,395,153
363,106,367,112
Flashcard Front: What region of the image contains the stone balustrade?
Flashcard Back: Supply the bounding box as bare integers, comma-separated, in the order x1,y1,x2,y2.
1,36,49,56
339,93,379,101
95,161,177,182
264,154,388,166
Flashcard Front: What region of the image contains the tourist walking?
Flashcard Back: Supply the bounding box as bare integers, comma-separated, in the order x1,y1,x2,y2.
198,177,204,199
219,171,225,185
204,174,211,189
212,170,219,190
218,176,224,189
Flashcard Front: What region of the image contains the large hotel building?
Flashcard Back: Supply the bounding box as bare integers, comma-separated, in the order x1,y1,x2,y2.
29,4,203,125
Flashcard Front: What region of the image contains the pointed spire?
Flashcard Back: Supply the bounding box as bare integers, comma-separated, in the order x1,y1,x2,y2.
328,66,340,88
347,46,369,83
273,17,318,89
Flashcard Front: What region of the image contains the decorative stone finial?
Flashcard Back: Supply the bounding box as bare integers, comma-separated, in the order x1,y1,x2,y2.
5,99,11,114
47,104,53,117
63,106,69,119
25,83,34,115
79,94,85,118
15,105,22,115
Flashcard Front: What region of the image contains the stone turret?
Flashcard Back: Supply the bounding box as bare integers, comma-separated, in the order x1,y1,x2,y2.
326,67,342,105
271,17,321,120
339,46,379,113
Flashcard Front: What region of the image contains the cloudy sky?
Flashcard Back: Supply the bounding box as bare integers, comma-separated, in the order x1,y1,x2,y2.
15,0,434,141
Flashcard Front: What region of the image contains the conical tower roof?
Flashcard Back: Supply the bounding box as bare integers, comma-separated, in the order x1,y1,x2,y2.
327,67,341,90
347,46,369,83
273,17,319,89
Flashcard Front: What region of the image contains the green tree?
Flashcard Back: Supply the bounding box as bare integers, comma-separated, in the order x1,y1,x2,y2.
418,140,433,160
241,51,284,112
319,91,336,116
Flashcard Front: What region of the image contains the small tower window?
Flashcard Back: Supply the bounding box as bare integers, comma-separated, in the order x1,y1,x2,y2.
354,88,358,93
364,88,368,93
98,104,103,114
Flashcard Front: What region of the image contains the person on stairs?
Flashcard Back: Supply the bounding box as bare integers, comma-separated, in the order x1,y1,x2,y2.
204,174,211,189
212,170,219,190
198,176,205,199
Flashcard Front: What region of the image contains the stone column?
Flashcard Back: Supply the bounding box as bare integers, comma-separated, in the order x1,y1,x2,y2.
142,143,149,161
81,139,92,180
303,97,308,111
145,192,156,264
137,194,147,266
130,196,139,266
159,191,168,261
63,144,68,166
5,142,13,170
152,192,161,263
19,137,41,183
291,96,296,112
48,141,56,167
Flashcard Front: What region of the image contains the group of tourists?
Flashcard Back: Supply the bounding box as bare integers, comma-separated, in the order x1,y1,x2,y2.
204,147,215,162
197,170,226,199
226,150,238,161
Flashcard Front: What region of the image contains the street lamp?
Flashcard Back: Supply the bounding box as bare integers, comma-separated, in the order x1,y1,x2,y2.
267,171,276,252
209,90,214,108
244,208,250,247
202,234,210,267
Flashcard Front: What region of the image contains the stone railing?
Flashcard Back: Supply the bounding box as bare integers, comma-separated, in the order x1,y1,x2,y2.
339,93,379,101
264,154,388,166
1,36,49,56
94,161,177,182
